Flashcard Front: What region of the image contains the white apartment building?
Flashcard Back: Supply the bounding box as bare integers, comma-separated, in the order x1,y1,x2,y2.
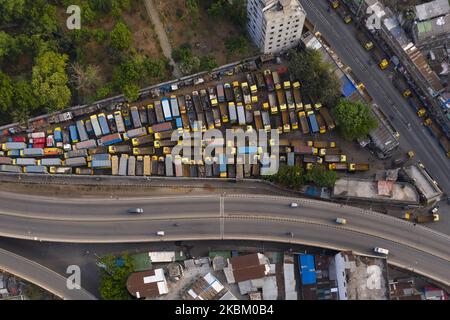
247,0,306,54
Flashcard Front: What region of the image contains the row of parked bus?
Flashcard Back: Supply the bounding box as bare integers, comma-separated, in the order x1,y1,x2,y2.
0,67,340,176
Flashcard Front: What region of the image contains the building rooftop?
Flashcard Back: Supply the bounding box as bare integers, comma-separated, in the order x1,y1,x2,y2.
405,45,444,94
224,253,270,284
389,278,423,300
403,165,443,203
184,272,225,300
332,178,420,204
414,14,450,42
415,0,450,21
262,0,304,18
126,269,168,299
335,252,389,300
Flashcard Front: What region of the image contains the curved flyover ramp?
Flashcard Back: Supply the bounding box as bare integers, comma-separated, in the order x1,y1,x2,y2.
0,247,96,300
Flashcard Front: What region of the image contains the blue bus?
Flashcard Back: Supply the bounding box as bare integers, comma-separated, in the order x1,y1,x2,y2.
69,125,79,143
307,111,319,133
161,97,173,121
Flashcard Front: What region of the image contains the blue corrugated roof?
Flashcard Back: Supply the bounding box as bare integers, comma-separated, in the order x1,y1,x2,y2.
299,254,317,285
342,76,357,97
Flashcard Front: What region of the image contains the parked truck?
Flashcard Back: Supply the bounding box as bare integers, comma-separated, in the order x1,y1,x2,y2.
90,115,102,137
241,82,252,105
208,87,218,107
237,103,246,125
264,70,275,91
170,95,180,118
316,114,327,134
276,89,287,111
127,156,136,176
318,107,335,130
407,213,440,223
307,111,319,133
114,111,126,133
98,113,110,135
130,106,142,129
76,120,89,142
336,4,352,23
154,101,165,123
133,147,155,156
348,163,369,171
118,154,128,176
111,155,119,175
132,134,154,146
261,111,271,132
161,97,173,121
255,72,265,90
216,84,225,103
99,133,122,146
224,83,234,102
254,111,263,131
149,121,173,133
272,71,281,90
143,155,151,176
108,145,131,154
49,166,71,174
298,111,310,135
64,157,87,167
21,148,44,157
325,154,346,163
268,92,278,115
232,81,243,103
124,127,147,140
228,102,238,124
146,104,157,126
328,163,348,171
68,125,79,144
281,110,290,132
139,106,148,126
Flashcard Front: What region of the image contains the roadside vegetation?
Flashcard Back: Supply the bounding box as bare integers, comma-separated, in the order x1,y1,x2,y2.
332,99,378,141
288,48,341,108
98,253,135,300
289,47,378,141
265,164,337,190
0,0,169,126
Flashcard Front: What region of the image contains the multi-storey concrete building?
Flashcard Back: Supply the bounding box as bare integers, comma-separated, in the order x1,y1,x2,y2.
247,0,306,54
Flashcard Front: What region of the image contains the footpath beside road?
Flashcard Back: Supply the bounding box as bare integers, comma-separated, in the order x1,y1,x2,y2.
143,0,182,78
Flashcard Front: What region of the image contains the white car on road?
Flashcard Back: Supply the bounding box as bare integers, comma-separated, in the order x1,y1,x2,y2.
374,247,389,255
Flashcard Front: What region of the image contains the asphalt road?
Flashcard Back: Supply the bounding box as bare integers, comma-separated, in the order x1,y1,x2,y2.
0,192,449,287
300,0,450,231
0,247,96,300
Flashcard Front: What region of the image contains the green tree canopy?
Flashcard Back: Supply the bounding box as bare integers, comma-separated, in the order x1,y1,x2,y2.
98,253,135,300
200,55,218,72
265,164,305,190
225,36,248,57
0,0,26,23
332,99,378,141
306,164,337,188
110,21,132,51
12,80,39,124
0,72,14,112
289,48,341,108
31,51,71,112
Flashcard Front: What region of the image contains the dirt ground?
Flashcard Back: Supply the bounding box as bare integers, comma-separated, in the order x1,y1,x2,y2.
56,1,165,84
155,0,259,64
